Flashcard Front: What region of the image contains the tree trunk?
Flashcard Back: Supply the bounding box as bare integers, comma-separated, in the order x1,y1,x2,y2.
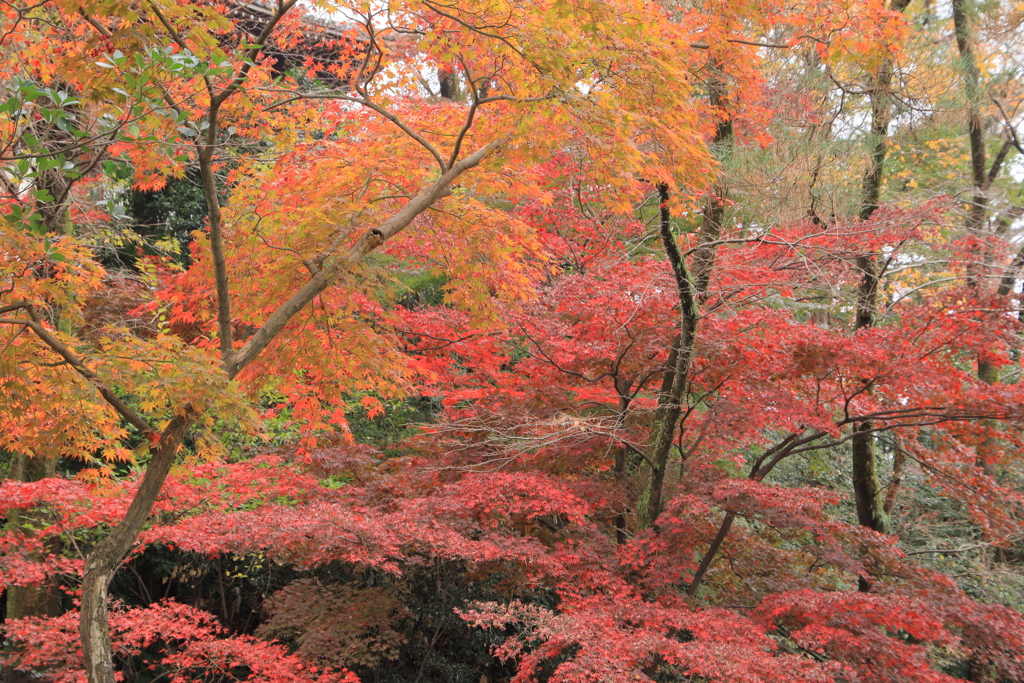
851,423,891,534
4,452,62,683
635,184,699,530
636,74,732,530
686,512,734,597
849,0,910,554
75,139,502,683
883,443,906,516
80,413,194,683
952,0,1009,478
5,90,80,676
691,75,732,298
851,252,890,541
614,381,632,545
952,0,989,263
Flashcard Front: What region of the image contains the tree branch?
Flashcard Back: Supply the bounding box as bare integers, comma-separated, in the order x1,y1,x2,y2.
225,139,504,378
0,308,155,436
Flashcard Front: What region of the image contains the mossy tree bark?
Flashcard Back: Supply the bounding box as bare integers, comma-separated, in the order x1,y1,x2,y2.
848,0,911,559
635,74,732,531
951,0,1017,476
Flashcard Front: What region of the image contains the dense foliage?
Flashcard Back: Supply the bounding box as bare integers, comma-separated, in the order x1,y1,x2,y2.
2,0,1024,681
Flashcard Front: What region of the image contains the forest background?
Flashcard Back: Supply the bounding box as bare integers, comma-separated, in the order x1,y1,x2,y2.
2,0,1024,681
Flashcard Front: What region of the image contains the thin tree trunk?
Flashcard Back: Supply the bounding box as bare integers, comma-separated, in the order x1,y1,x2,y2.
614,379,632,545
691,76,732,298
4,452,62,683
635,184,699,530
849,0,909,558
882,443,906,516
4,89,82,680
851,252,890,540
685,431,823,596
952,0,1010,477
952,0,989,261
686,512,734,597
636,74,732,530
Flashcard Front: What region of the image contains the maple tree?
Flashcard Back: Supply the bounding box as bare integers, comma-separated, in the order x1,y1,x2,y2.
3,0,1024,682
